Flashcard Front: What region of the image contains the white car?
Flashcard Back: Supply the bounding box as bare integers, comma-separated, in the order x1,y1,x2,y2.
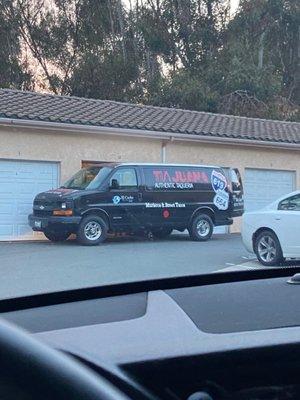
242,190,300,266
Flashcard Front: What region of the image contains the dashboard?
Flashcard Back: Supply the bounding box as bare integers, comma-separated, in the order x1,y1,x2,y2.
1,268,300,400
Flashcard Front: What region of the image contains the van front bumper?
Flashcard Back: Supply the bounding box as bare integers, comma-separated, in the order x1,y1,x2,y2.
28,214,82,232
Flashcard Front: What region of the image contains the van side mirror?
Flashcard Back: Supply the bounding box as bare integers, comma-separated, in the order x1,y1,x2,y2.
110,179,120,190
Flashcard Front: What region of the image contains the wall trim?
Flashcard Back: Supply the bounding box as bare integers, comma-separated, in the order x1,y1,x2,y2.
1,117,299,152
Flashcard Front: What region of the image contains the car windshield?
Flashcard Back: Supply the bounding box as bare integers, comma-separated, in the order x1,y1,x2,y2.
0,0,299,302
62,166,112,190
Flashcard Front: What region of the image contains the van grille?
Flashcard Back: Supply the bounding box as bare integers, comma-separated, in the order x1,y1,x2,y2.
34,199,58,207
33,210,53,217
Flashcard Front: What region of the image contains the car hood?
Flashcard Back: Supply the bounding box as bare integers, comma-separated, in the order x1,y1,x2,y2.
35,188,82,202
46,188,81,196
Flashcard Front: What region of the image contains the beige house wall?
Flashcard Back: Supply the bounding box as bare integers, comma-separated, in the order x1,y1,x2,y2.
0,127,162,182
1,125,299,233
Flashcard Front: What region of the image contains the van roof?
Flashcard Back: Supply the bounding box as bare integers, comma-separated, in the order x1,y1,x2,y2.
110,162,221,168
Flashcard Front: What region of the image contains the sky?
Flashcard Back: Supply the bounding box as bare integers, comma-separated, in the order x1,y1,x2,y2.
231,0,240,14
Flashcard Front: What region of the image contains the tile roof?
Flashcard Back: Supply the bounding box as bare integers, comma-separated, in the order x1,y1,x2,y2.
0,89,299,144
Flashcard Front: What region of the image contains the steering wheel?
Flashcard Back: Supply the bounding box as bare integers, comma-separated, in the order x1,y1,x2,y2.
0,318,130,400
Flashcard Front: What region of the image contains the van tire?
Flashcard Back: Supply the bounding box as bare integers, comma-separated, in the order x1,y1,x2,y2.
189,214,214,241
77,216,108,246
152,228,173,239
44,230,70,242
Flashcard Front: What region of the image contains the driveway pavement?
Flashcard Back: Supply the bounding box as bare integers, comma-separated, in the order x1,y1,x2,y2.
2,231,293,299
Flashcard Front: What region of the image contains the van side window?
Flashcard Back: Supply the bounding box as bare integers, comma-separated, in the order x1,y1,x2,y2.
278,194,300,211
143,166,212,190
110,168,138,189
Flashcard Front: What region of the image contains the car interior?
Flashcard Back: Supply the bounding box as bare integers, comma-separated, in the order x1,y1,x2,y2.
1,267,300,400
0,0,299,398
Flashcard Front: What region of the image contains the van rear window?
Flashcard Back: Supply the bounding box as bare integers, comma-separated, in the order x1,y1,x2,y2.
143,166,214,190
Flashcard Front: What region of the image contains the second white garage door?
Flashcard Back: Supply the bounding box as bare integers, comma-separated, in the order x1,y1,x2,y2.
244,168,295,212
0,160,59,241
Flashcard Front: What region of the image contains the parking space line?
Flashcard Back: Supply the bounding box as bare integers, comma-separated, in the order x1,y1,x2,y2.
215,261,261,273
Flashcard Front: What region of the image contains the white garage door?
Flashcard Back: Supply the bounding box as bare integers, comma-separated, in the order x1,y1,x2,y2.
0,160,59,240
244,168,295,212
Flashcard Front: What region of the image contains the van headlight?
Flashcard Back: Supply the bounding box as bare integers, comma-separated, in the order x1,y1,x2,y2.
61,200,73,209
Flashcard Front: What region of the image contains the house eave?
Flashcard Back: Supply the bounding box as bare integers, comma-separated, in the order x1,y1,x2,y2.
0,117,299,151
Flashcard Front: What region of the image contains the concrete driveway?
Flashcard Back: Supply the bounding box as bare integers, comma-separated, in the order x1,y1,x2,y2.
0,232,258,299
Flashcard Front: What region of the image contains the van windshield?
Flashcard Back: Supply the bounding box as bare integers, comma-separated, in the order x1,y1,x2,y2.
62,166,112,190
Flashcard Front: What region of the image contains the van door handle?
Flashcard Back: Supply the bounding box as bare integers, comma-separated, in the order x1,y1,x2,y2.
275,217,281,220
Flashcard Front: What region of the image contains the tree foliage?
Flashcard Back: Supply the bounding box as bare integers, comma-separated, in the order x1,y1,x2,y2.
0,0,30,88
2,0,299,121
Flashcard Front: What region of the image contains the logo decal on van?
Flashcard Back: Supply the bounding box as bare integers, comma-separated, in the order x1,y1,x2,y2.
211,170,229,210
213,191,229,210
112,195,121,205
112,195,134,204
211,170,227,193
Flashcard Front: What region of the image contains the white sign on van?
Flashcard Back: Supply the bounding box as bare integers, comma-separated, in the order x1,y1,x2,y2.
145,202,186,208
211,170,227,193
213,191,229,210
211,170,229,210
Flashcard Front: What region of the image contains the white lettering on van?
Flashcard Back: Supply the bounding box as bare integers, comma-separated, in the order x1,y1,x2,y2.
145,203,162,208
154,182,176,189
154,182,193,189
175,182,194,189
145,202,186,208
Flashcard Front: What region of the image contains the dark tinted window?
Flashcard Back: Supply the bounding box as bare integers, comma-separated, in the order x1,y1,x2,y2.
278,194,300,211
63,167,112,190
143,166,224,191
110,168,138,189
229,168,243,192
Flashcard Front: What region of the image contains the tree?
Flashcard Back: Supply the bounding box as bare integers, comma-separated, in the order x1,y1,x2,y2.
216,0,300,119
0,0,31,89
4,0,298,121
70,0,140,100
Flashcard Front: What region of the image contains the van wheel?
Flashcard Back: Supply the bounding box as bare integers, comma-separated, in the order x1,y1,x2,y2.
189,214,213,241
254,230,283,266
77,216,108,246
152,228,173,239
44,230,70,242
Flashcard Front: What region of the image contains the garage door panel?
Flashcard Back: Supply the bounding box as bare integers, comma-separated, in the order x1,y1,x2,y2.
36,183,56,193
18,224,35,236
17,202,33,216
0,182,16,195
245,169,295,212
0,160,59,240
0,202,14,216
0,225,13,236
19,182,36,194
0,171,15,179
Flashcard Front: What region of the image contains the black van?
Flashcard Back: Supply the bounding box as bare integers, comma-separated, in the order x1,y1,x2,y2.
28,163,243,245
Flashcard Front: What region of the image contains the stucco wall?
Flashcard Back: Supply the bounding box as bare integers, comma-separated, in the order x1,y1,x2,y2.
0,127,161,182
1,125,299,233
